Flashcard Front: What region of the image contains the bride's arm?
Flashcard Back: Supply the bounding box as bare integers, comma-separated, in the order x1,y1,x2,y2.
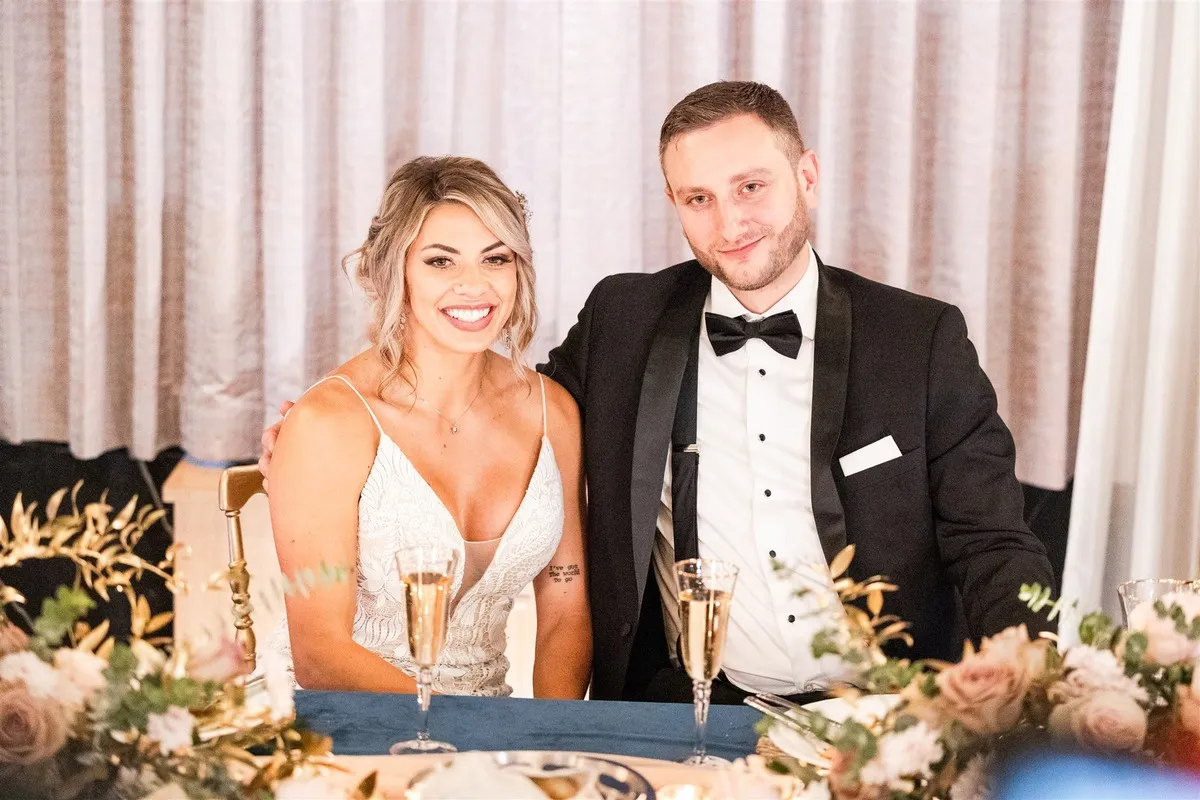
268,383,420,694
531,379,593,699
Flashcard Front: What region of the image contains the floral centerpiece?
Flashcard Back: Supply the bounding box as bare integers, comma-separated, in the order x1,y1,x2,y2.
759,546,1200,800
0,486,377,799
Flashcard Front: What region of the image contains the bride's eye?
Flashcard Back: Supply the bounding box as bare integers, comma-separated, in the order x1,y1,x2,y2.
425,256,453,268
484,254,513,267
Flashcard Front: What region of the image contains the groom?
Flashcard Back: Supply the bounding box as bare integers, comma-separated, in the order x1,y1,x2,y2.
536,81,1054,704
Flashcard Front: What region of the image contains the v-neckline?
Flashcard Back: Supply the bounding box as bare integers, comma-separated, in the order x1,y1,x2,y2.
377,429,551,552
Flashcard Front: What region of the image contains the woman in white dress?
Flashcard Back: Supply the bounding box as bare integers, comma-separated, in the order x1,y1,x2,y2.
263,156,590,698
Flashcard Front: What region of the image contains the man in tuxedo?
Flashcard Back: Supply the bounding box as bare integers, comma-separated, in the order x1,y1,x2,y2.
536,81,1054,704
259,80,1055,704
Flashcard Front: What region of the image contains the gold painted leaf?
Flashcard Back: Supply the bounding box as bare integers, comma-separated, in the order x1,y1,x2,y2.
45,488,67,522
10,494,25,544
96,638,115,660
78,619,110,652
0,585,25,605
146,611,173,634
112,497,137,530
867,590,884,617
131,595,151,638
829,545,855,580
877,621,910,639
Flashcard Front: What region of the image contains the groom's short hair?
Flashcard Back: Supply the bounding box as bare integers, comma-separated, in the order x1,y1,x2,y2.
659,81,806,163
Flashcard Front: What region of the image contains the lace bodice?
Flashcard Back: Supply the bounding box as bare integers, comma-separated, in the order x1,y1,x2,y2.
263,374,565,696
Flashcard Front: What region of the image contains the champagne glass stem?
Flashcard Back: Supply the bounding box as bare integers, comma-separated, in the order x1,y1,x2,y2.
692,679,711,760
416,666,433,744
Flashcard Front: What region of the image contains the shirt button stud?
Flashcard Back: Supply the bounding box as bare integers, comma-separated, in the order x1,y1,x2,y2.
758,368,766,376
769,550,776,558
758,433,766,442
764,489,772,497
788,614,796,623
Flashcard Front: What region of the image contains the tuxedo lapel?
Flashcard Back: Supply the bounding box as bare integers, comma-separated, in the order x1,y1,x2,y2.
630,263,710,607
811,256,852,564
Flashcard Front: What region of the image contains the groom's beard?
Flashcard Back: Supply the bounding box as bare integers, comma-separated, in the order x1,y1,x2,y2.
688,197,812,294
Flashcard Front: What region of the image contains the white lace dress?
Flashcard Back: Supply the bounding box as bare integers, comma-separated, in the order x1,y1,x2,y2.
262,374,565,696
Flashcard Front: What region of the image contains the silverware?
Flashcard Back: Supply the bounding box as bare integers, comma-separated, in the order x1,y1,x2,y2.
744,693,842,739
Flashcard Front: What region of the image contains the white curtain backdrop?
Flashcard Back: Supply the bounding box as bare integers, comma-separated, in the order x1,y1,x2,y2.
0,0,1119,486
1059,0,1200,628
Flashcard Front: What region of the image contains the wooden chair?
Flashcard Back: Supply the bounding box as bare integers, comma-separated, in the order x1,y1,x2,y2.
218,465,265,673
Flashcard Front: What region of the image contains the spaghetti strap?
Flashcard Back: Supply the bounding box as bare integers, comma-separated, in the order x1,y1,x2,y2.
306,374,384,436
538,374,548,437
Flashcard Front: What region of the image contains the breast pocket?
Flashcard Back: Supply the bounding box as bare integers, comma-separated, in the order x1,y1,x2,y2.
838,445,926,496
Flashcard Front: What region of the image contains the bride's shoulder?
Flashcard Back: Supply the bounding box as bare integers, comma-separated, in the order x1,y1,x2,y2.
283,360,383,444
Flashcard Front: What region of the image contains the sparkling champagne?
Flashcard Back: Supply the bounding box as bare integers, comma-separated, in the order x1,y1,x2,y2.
679,588,732,681
403,571,452,666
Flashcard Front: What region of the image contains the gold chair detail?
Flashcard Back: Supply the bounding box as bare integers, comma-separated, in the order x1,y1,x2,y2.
218,465,265,673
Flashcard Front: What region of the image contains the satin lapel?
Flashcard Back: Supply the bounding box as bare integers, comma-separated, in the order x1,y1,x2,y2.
810,256,853,564
630,264,710,607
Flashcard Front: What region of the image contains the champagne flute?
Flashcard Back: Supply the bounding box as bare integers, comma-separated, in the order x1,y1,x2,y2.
675,557,738,767
389,544,460,755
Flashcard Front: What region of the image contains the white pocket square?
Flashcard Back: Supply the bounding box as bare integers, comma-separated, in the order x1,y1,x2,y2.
839,435,902,477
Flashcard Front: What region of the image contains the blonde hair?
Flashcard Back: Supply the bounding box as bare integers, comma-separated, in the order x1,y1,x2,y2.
342,156,537,396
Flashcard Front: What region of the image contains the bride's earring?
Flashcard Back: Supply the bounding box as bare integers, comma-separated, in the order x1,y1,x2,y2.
503,328,514,348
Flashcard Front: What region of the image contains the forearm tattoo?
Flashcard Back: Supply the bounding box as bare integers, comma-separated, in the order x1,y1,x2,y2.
548,563,581,584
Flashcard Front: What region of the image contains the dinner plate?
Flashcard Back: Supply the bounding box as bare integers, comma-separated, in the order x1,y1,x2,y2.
765,694,901,766
406,750,656,800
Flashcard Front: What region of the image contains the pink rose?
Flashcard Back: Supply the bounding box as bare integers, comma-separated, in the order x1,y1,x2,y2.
0,681,68,764
931,629,1047,737
1050,690,1146,753
980,625,1050,678
189,638,250,683
0,623,28,658
1128,601,1198,665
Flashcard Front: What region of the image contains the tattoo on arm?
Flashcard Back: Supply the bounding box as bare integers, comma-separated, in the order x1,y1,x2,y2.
548,563,581,584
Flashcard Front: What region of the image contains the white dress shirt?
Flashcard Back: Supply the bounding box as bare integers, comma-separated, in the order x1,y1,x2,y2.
653,247,847,695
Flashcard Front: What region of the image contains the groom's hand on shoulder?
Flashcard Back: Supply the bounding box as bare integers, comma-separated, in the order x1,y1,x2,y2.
258,400,295,492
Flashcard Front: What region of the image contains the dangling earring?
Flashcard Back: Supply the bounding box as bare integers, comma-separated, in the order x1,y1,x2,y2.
503,328,514,348
397,309,407,328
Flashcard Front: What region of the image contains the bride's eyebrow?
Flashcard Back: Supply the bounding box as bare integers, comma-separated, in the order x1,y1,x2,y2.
422,243,459,254
481,241,507,253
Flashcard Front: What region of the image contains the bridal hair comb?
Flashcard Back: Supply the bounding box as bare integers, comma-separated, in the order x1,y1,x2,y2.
514,190,532,225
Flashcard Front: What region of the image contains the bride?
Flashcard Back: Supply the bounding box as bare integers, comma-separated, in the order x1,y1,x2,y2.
261,155,590,698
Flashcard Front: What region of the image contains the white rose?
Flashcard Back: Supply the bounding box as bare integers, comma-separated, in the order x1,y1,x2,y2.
1049,645,1148,705
0,651,59,699
857,722,944,791
54,648,108,711
1127,601,1198,665
145,705,196,755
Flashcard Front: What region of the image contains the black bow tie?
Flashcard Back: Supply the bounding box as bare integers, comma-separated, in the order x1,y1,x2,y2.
705,310,804,359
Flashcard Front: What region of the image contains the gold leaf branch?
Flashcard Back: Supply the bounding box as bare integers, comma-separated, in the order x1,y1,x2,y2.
0,482,180,603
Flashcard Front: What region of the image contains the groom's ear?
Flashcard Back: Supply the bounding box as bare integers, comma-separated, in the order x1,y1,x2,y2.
663,183,676,205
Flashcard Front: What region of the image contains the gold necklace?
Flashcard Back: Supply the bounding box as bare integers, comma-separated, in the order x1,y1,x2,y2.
413,381,484,434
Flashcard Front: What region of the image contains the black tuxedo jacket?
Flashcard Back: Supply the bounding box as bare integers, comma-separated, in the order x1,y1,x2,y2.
539,257,1055,701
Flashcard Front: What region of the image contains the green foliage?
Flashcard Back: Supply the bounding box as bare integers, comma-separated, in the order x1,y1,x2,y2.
1078,611,1116,649
32,586,95,646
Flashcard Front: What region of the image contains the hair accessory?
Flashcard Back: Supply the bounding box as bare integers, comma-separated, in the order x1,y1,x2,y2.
514,191,532,224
